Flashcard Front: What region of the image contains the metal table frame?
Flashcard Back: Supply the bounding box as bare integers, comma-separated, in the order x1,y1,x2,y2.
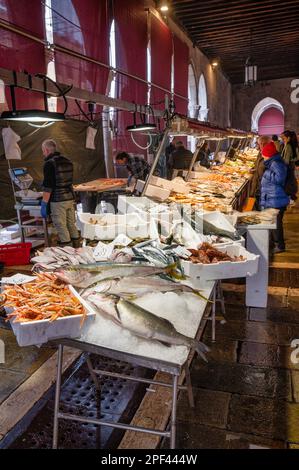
51,294,214,449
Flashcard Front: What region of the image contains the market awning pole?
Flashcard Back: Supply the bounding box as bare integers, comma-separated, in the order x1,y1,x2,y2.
185,139,205,182
213,140,222,161
226,138,236,159
141,128,170,196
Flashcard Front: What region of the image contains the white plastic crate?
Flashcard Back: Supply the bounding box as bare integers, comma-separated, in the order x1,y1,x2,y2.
135,180,171,201
200,211,245,247
149,176,189,195
8,286,96,347
117,195,159,215
78,212,150,240
181,244,259,282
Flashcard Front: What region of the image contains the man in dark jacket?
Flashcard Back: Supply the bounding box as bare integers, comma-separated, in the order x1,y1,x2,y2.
260,142,290,253
41,139,80,247
171,141,193,173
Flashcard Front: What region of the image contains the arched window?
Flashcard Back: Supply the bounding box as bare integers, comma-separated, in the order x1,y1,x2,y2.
44,0,57,111
109,19,116,120
188,64,197,118
198,74,208,121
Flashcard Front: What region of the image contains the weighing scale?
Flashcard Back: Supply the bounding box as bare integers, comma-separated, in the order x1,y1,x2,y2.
8,167,49,247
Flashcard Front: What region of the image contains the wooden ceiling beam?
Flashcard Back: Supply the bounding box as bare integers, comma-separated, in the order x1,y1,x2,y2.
175,0,299,20
191,20,299,40
178,6,299,31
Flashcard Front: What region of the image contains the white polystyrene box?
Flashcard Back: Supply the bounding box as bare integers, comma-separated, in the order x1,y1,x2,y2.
117,196,158,215
8,286,96,347
150,176,190,195
200,211,245,247
78,212,150,240
135,180,170,201
181,244,259,283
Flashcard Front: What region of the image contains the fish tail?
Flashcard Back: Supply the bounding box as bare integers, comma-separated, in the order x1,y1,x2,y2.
166,262,187,281
191,289,212,302
191,339,210,362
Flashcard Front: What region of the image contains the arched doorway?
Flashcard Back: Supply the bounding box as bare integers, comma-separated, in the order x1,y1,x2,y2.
258,107,284,136
251,97,284,135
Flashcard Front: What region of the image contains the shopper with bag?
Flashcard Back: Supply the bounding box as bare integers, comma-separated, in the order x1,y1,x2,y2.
260,142,290,253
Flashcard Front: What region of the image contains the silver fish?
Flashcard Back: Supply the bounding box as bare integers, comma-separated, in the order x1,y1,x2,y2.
87,294,209,361
116,298,209,362
82,276,199,299
55,263,183,288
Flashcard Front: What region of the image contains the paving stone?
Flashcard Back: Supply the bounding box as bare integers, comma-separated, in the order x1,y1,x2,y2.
205,319,297,346
201,335,238,363
0,329,54,374
238,341,299,370
249,308,268,322
175,422,285,449
268,287,289,308
191,360,292,400
291,372,299,403
177,388,231,429
228,395,299,442
288,290,299,311
222,305,248,322
264,307,299,325
0,370,28,405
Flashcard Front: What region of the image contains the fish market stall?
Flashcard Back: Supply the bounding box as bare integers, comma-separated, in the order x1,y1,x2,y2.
1,259,215,449
50,280,215,449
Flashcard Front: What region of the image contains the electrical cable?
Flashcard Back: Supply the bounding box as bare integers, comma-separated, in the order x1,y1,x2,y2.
130,132,152,150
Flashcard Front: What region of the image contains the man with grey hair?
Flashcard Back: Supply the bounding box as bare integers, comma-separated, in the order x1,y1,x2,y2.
41,139,80,247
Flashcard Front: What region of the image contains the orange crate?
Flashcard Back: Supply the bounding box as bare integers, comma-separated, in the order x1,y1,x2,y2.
0,243,32,266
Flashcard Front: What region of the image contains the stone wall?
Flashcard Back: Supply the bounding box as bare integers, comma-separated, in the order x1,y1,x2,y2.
232,78,299,133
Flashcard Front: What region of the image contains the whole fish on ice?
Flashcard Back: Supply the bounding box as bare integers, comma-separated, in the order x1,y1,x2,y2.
87,294,209,362
82,275,204,299
55,262,184,288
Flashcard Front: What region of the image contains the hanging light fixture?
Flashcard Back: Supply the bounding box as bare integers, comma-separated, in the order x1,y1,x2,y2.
158,1,169,12
245,29,257,86
126,104,157,133
0,72,68,123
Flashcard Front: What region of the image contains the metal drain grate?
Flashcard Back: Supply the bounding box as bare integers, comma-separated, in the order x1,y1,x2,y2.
10,354,154,449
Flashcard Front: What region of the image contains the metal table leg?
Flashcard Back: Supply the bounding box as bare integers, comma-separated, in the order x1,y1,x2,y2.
184,364,195,408
212,284,216,342
218,281,226,318
53,344,64,449
85,354,100,391
170,374,179,449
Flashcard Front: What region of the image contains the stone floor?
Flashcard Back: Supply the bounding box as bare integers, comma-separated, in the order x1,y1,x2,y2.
174,286,299,449
272,197,299,266
0,319,55,406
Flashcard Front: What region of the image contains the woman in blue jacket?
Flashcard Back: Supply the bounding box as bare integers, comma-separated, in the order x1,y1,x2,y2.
260,142,290,253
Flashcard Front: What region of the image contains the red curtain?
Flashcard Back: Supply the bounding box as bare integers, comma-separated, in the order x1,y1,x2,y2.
113,0,148,156
0,0,46,110
173,34,189,115
150,14,172,112
51,0,109,117
114,0,147,104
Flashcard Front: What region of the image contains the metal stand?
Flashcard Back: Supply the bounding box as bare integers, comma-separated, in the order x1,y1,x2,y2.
15,203,50,247
210,280,226,342
185,139,206,182
141,128,170,196
52,347,195,449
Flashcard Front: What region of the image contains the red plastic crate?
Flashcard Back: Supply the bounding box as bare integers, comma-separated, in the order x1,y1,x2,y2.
0,242,32,266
